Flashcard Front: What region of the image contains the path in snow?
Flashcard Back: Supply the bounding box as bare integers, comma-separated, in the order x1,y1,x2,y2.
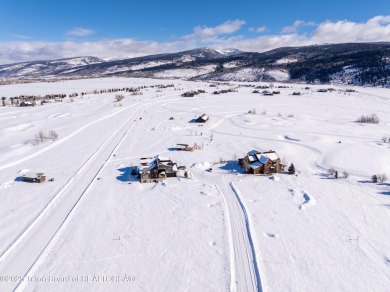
194,170,262,292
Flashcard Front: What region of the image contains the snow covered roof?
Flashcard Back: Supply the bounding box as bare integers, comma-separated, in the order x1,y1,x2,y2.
249,161,263,169
23,172,44,178
248,155,256,162
147,160,157,170
257,155,269,164
156,155,170,161
262,152,279,161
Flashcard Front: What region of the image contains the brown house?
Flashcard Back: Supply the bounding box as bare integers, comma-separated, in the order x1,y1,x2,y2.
138,155,181,183
23,172,46,183
239,150,284,174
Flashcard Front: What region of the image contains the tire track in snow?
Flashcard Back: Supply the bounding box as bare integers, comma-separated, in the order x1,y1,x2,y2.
195,171,262,292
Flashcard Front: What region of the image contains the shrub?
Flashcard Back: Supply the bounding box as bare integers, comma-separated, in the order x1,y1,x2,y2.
115,94,125,102
48,129,59,140
343,171,349,178
356,114,379,124
328,168,336,175
35,131,46,144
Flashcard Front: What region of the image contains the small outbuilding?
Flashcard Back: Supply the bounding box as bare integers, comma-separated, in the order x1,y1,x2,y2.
195,114,209,123
175,143,195,151
23,172,46,183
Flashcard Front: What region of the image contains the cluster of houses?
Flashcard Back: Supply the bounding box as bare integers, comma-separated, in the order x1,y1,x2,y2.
252,90,280,95
181,90,206,97
212,88,237,95
136,150,284,183
135,111,285,183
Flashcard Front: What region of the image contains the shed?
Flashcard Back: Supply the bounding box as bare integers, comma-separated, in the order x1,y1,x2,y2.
195,114,209,123
23,172,46,183
176,144,195,151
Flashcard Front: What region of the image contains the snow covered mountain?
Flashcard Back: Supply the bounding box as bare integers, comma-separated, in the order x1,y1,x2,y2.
0,56,103,79
1,43,390,85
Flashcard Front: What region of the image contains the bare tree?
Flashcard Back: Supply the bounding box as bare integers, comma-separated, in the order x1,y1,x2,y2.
48,129,59,140
35,131,46,144
377,173,388,183
328,168,336,175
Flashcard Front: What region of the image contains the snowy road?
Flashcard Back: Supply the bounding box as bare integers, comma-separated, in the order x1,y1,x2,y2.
195,171,262,292
0,104,144,292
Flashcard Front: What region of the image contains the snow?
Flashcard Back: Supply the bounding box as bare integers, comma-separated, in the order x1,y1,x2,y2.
192,161,213,170
214,68,289,82
267,69,290,81
0,77,389,292
154,65,216,79
275,58,298,64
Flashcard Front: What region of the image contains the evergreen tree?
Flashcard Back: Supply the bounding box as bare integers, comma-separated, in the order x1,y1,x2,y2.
288,163,295,175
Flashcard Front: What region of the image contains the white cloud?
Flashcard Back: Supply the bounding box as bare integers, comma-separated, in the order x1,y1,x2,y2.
183,20,246,41
11,34,31,40
249,26,267,33
256,26,267,33
1,16,390,65
282,20,316,33
65,28,96,37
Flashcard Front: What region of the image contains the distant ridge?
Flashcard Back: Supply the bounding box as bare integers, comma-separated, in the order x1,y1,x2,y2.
1,43,390,86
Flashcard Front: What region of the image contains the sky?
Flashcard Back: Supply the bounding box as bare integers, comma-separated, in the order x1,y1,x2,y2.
0,0,389,64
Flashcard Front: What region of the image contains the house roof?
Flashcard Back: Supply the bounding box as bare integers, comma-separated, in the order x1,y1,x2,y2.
23,172,44,178
262,152,279,161
248,161,263,169
248,155,256,162
256,154,269,164
156,155,170,161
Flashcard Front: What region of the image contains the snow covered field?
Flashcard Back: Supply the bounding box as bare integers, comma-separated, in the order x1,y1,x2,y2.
0,78,389,291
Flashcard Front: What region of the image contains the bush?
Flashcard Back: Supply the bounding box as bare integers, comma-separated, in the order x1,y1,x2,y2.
115,94,125,102
356,114,379,124
48,129,59,140
343,171,349,178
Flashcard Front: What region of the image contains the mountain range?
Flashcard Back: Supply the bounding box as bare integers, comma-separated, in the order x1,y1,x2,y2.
1,43,390,85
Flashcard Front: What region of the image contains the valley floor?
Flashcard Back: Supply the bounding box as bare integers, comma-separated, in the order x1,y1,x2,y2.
0,78,389,291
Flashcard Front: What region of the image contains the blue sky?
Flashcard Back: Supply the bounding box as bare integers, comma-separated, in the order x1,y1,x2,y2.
0,0,389,64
